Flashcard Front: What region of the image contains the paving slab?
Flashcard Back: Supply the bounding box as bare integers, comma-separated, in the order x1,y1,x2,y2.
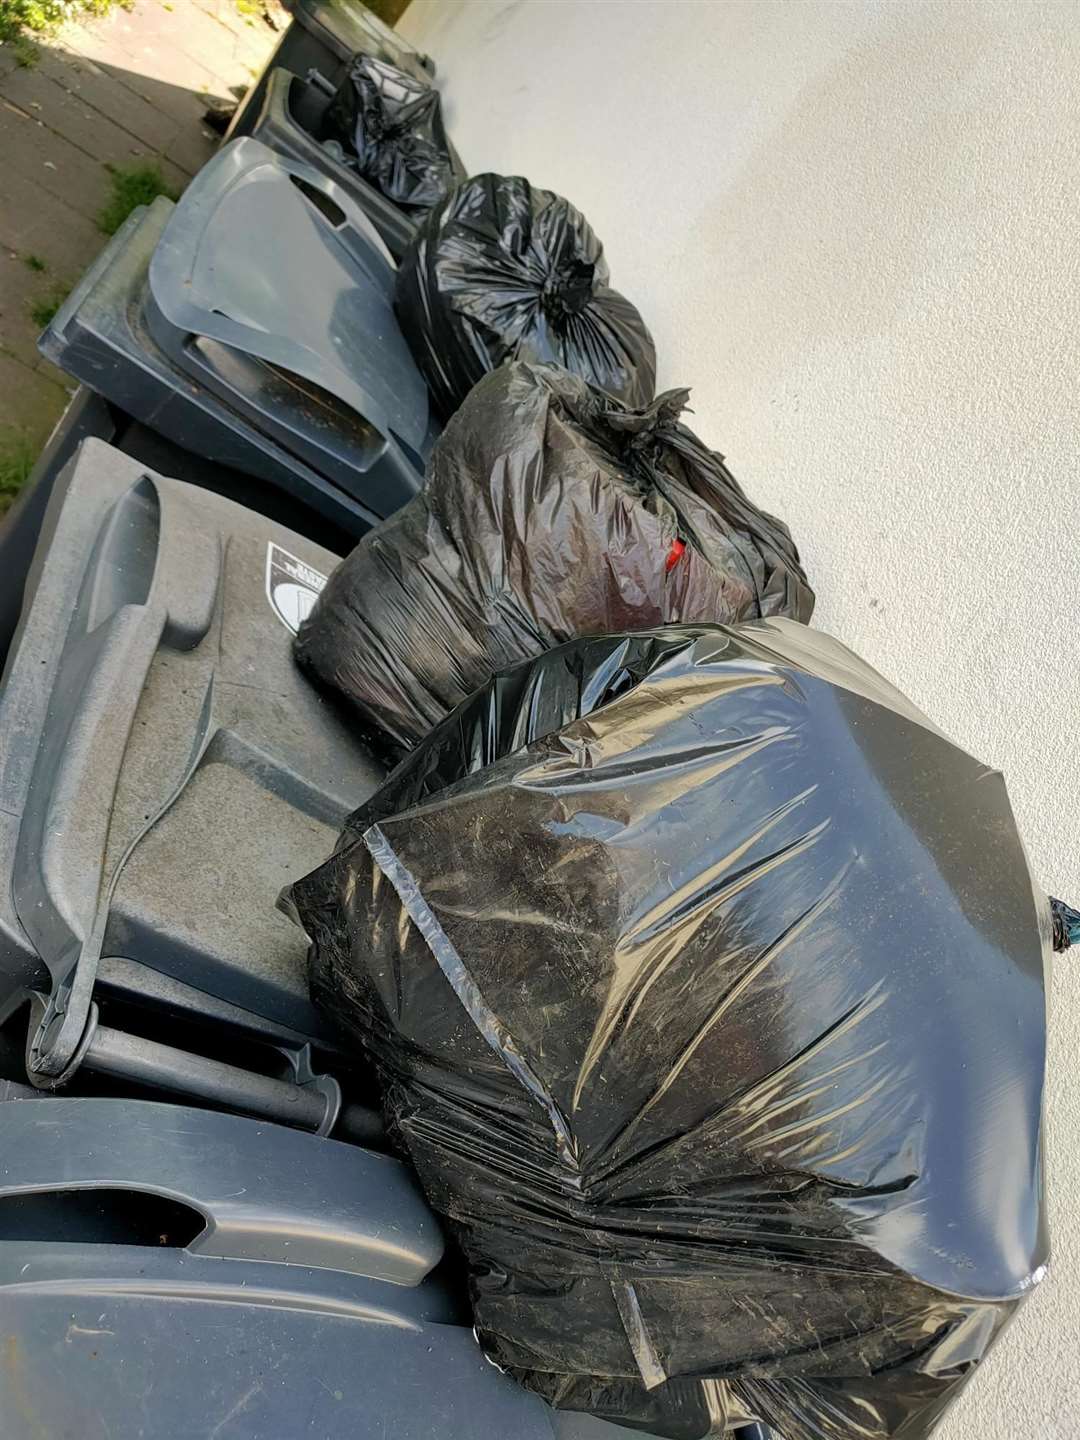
0,164,106,272
27,43,182,157
2,60,171,171
0,98,112,222
102,0,259,95
161,121,218,179
0,250,53,370
0,0,278,473
0,348,71,450
62,12,230,118
191,0,288,73
34,354,76,390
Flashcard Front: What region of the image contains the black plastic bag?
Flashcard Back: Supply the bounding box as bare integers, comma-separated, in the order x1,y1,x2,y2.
395,173,656,417
287,620,1049,1440
322,53,465,216
294,362,813,753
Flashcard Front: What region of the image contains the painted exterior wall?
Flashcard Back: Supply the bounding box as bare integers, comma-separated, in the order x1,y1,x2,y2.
399,2,1080,1435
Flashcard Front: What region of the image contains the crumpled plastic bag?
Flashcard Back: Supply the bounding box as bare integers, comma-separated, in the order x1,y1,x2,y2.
322,53,465,216
395,173,656,418
294,361,813,754
287,620,1049,1440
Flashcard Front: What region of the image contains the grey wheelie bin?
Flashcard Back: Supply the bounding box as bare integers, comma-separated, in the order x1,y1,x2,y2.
0,384,357,680
0,439,764,1440
247,65,418,259
0,439,387,1133
227,0,436,141
39,139,435,546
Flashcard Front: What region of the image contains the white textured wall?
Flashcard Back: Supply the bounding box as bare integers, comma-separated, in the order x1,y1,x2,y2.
398,1,1080,1435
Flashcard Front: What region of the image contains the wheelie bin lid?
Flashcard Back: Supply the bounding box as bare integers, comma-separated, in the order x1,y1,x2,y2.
250,66,419,261
147,137,431,468
0,438,383,1052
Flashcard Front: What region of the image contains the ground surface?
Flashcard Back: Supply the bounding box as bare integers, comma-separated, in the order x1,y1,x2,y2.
400,3,1080,1438
0,0,280,459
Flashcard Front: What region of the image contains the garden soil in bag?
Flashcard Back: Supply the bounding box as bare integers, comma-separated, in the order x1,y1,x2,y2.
395,173,656,417
323,53,465,216
286,621,1049,1440
293,361,813,754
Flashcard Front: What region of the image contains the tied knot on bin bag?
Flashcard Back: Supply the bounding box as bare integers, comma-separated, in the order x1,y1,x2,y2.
587,386,697,571
540,256,597,320
395,175,657,417
292,362,814,754
599,386,693,469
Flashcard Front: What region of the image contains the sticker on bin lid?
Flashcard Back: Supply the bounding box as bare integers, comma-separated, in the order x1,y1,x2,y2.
265,542,327,634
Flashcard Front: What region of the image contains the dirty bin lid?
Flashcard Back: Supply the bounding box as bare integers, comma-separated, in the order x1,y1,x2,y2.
147,138,431,477
0,438,385,1052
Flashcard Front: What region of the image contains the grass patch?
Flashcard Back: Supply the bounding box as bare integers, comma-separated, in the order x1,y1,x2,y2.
10,30,40,63
97,162,178,237
0,0,128,44
23,253,47,273
28,282,71,329
0,430,37,517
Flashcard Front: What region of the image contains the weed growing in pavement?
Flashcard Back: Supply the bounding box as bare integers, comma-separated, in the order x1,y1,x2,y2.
28,282,71,329
0,429,37,516
97,162,179,236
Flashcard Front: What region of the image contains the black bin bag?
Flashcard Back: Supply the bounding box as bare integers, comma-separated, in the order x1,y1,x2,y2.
322,53,465,216
395,173,657,418
294,362,813,754
286,620,1049,1440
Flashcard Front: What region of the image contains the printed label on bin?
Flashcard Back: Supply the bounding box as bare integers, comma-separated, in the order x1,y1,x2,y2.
265,542,327,634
